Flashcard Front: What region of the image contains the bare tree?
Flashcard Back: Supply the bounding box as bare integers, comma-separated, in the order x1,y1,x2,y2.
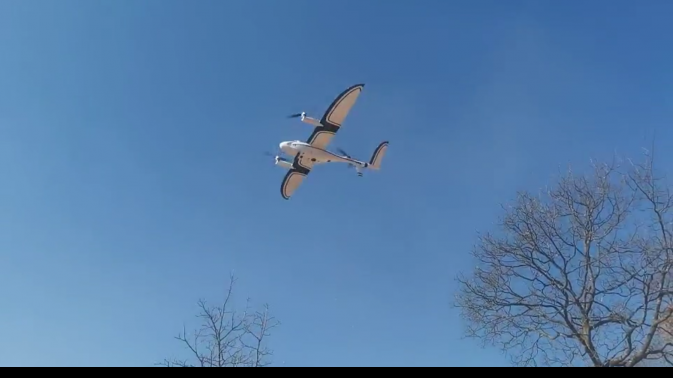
635,304,673,367
455,150,673,367
159,275,280,367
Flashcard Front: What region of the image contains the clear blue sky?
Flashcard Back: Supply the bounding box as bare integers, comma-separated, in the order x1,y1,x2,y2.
1,0,673,367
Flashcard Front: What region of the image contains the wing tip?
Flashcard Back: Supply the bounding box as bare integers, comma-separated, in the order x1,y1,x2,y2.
280,170,292,200
339,83,365,97
280,169,309,200
346,83,365,91
280,185,291,200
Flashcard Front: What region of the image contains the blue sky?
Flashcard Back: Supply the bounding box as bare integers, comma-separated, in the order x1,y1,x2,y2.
1,0,673,367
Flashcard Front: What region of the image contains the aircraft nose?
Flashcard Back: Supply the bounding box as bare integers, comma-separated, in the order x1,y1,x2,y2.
279,142,286,149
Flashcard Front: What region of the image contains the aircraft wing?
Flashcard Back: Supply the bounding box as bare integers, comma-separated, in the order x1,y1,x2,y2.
280,154,315,200
306,83,365,150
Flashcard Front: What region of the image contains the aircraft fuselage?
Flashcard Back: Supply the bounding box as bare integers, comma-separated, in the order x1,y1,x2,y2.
279,140,367,167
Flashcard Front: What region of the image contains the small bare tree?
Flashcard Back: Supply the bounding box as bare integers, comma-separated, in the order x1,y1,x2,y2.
159,275,279,367
455,150,673,367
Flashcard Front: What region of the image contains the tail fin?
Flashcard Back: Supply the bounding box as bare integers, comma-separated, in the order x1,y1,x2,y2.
368,141,389,170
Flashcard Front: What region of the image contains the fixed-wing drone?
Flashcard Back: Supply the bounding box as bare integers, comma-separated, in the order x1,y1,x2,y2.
272,83,388,200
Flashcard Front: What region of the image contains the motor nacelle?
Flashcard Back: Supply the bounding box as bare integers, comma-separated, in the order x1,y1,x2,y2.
300,113,323,127
275,156,293,169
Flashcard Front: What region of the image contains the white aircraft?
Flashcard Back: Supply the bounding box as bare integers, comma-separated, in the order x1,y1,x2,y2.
273,83,389,200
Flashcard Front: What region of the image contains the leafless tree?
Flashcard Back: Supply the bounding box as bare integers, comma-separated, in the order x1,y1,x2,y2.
635,305,673,367
455,149,673,367
159,274,279,367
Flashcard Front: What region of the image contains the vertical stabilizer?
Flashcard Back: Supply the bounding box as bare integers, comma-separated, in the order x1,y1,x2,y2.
368,141,389,170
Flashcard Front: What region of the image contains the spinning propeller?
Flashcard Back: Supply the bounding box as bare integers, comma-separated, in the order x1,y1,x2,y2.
287,112,305,119
336,148,351,158
336,148,356,169
263,149,282,158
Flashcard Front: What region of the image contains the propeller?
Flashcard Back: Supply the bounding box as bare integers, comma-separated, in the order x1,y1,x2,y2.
287,112,305,119
263,149,282,158
336,148,351,158
336,148,356,169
